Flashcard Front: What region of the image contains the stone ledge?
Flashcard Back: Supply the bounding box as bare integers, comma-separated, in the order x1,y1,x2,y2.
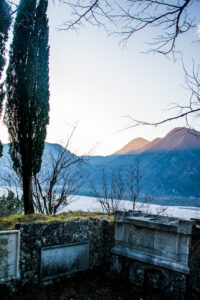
114,211,195,235
112,246,190,274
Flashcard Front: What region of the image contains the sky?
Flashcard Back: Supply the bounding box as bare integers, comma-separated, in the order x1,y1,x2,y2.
1,0,200,156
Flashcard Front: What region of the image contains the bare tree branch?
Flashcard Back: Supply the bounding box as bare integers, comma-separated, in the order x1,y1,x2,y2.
126,160,143,210
32,126,88,214
90,162,147,213
61,0,198,55
90,168,125,215
126,62,200,128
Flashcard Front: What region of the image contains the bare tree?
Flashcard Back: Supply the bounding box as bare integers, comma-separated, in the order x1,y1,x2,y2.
60,0,200,128
60,0,198,55
8,0,199,56
126,161,143,210
90,162,156,214
126,62,200,129
0,126,88,215
33,133,88,215
6,1,199,127
90,168,125,215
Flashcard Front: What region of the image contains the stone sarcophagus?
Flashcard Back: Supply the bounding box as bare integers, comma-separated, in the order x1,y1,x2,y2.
112,211,200,298
112,211,194,274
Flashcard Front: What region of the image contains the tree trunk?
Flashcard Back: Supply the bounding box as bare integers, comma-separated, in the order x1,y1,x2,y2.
23,175,34,214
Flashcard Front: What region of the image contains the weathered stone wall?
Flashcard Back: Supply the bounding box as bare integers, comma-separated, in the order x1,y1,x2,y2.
15,219,114,285
1,212,200,299
188,220,200,299
111,254,187,299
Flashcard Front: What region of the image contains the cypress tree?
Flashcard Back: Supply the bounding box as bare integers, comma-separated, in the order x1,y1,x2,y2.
0,0,12,156
0,0,11,80
4,0,49,214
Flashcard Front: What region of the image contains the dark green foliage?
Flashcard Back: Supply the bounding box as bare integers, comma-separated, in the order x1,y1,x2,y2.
4,0,49,214
0,0,12,157
0,0,11,80
0,82,6,119
0,0,11,115
0,191,23,217
0,82,5,115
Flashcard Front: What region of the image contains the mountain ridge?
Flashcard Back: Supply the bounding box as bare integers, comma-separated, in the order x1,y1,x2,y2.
113,127,200,155
1,128,200,204
114,137,149,155
83,127,200,202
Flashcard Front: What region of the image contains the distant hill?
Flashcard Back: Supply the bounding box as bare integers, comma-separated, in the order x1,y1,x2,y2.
0,142,76,186
82,127,200,204
114,127,200,154
114,137,149,154
141,127,200,153
1,128,200,206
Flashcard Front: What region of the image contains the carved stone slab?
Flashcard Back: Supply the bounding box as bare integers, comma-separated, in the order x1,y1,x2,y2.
40,241,89,281
0,230,20,281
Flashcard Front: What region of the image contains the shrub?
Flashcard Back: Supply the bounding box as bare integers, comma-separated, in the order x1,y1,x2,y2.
0,191,23,217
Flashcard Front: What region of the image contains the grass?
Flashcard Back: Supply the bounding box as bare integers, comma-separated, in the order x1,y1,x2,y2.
0,211,113,231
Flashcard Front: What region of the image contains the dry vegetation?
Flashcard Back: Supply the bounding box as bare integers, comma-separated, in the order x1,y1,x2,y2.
0,211,113,231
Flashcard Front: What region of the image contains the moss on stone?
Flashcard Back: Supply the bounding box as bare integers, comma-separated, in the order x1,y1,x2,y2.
0,211,113,231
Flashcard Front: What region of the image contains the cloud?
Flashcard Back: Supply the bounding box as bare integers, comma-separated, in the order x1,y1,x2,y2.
197,24,200,38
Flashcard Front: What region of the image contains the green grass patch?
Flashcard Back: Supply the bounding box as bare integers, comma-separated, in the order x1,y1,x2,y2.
0,211,113,231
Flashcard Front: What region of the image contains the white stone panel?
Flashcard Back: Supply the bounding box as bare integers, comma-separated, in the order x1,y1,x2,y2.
40,241,89,281
0,230,20,281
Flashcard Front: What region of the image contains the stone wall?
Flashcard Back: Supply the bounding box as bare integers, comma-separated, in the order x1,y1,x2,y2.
111,254,187,298
188,220,200,298
0,219,113,296
16,219,114,285
1,212,200,299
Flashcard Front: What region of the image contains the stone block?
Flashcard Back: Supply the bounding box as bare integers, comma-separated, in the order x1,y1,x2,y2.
0,230,20,281
40,241,89,281
113,211,193,274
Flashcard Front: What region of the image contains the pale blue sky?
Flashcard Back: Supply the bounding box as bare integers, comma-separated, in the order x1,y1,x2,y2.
1,0,200,155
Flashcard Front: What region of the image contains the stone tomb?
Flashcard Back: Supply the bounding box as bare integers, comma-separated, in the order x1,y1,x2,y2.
40,241,89,281
112,211,193,274
112,211,197,298
0,230,20,281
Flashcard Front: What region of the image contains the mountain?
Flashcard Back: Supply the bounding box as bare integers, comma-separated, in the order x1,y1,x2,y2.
1,128,200,206
82,127,200,204
141,127,200,153
114,137,149,154
0,142,76,186
114,127,200,154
